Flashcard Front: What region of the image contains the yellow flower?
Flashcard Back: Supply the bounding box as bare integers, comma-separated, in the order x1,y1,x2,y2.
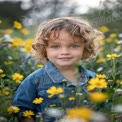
106,38,112,42
0,20,2,24
89,92,108,102
98,26,109,33
108,80,113,82
96,56,105,63
87,78,107,91
96,74,106,79
23,39,33,52
116,80,121,84
13,21,22,29
0,74,6,78
23,110,35,118
33,97,44,104
0,69,3,74
69,97,75,101
5,29,13,34
106,53,121,60
47,86,63,97
21,28,29,35
67,107,93,121
110,33,116,38
4,61,13,65
3,89,9,95
12,73,24,83
11,38,24,47
37,64,44,68
7,106,20,114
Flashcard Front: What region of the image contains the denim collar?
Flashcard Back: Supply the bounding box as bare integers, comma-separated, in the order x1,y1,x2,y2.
44,61,95,86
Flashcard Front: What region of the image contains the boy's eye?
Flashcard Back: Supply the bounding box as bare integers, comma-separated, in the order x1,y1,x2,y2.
70,44,79,48
51,45,60,48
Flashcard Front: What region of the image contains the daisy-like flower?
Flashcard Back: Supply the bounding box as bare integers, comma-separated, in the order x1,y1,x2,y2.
106,53,121,60
98,26,109,33
21,28,29,35
12,73,24,83
7,106,20,114
0,69,3,74
47,86,63,97
0,20,2,24
13,21,22,29
4,61,13,65
33,97,44,104
11,38,23,47
87,78,107,90
23,110,35,118
37,64,44,68
89,92,108,103
69,97,75,101
67,107,93,121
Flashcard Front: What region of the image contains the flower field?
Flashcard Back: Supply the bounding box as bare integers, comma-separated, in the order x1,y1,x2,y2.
0,20,122,122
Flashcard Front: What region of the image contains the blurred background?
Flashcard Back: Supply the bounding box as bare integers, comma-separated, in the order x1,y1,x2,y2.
0,0,122,32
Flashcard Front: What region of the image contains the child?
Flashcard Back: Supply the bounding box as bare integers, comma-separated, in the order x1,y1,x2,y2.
13,17,103,122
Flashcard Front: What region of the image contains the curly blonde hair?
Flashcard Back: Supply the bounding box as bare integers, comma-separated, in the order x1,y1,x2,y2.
31,17,104,62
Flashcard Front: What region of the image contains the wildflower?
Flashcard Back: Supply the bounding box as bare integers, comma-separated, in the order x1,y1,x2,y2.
45,108,64,117
4,61,13,65
106,53,121,60
0,69,3,74
11,38,23,47
7,106,20,114
96,56,105,63
96,74,106,79
108,80,113,82
23,110,35,118
2,89,9,95
21,28,29,35
69,97,75,101
33,97,44,104
91,112,108,122
0,74,6,78
106,38,112,42
37,64,44,68
13,21,22,29
0,20,2,24
5,29,13,34
12,73,24,83
98,26,109,33
23,39,33,52
110,33,116,38
87,78,107,91
116,80,121,84
89,92,108,102
67,107,93,121
47,86,63,97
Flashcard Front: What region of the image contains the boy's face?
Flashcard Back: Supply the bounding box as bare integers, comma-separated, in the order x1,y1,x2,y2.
45,29,84,69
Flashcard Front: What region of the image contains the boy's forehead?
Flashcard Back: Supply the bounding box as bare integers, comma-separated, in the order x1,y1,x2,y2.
49,30,82,43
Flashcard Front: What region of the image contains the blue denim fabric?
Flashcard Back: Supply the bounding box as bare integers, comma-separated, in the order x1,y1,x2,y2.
13,61,96,121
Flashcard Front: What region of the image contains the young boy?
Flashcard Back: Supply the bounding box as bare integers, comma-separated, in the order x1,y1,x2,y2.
13,17,103,122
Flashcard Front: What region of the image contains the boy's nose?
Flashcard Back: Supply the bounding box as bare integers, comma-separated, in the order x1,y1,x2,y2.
60,47,69,54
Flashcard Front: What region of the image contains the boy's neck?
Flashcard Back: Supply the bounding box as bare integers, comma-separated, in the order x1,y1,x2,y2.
59,67,80,83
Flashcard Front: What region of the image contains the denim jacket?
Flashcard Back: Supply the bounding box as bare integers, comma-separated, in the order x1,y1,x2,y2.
13,61,96,121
